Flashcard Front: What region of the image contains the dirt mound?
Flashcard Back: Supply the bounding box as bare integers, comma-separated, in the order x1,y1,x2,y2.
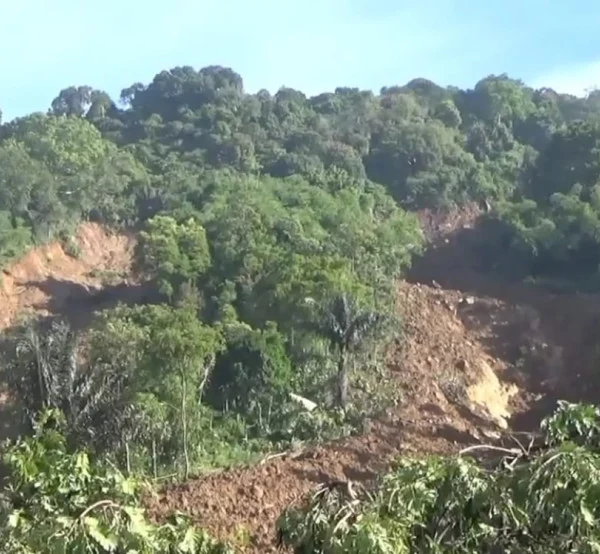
147,268,600,552
0,223,137,330
416,202,483,241
466,360,519,428
409,220,600,423
147,423,458,552
396,282,522,430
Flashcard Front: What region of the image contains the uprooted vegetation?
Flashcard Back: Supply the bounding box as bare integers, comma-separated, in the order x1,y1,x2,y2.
278,401,600,553
3,67,600,552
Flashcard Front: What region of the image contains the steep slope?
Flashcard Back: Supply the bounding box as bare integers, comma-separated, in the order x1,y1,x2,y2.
146,212,600,552
0,223,137,330
0,224,138,440
147,277,579,552
2,219,600,553
410,212,600,423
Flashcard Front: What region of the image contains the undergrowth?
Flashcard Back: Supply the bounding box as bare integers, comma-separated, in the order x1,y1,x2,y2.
277,400,600,553
0,410,231,553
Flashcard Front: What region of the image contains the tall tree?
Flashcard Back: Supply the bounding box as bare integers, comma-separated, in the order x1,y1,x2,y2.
312,293,385,408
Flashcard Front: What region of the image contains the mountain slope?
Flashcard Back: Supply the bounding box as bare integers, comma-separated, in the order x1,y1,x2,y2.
0,223,137,441
1,220,600,553
147,270,594,552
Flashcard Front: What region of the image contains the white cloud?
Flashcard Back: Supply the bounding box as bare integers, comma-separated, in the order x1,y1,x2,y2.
531,60,600,97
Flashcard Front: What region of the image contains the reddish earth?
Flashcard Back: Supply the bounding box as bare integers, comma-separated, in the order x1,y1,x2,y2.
148,273,600,553
0,223,137,331
3,215,600,552
0,223,138,440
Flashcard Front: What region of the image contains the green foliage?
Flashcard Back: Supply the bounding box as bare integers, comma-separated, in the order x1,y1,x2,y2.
0,410,230,553
208,321,293,414
6,114,115,175
1,66,600,285
5,64,600,508
0,211,32,265
4,321,132,450
541,400,600,448
309,293,388,408
277,402,600,553
138,215,211,298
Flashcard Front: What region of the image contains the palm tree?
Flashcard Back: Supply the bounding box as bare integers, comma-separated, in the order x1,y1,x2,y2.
5,320,133,452
313,293,385,408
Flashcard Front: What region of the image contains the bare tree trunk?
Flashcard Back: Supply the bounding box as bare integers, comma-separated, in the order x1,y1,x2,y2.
181,368,190,479
337,350,349,409
125,441,131,475
152,437,157,480
197,354,215,404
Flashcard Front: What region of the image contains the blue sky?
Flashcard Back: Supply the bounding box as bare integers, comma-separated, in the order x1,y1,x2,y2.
2,0,600,121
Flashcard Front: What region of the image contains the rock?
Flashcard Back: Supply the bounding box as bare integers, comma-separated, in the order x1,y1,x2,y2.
496,417,509,430
481,429,502,441
251,485,264,500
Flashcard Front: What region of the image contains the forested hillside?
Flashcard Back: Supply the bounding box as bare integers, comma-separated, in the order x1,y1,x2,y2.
3,69,600,284
2,66,600,552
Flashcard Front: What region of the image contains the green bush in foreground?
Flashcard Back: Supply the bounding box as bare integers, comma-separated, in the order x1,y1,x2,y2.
277,401,600,553
0,409,231,553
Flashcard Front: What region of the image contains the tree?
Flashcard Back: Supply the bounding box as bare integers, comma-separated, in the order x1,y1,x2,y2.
4,321,134,452
528,120,600,203
6,113,116,175
137,215,211,299
277,402,600,553
50,85,95,117
96,303,223,477
311,293,385,408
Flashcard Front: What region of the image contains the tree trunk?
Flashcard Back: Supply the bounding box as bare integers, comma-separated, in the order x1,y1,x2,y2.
125,441,131,475
152,437,157,480
337,350,349,408
181,369,190,479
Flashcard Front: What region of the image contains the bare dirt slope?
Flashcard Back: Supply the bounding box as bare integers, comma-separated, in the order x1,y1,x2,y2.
147,276,600,553
146,210,600,553
146,281,488,552
0,223,137,330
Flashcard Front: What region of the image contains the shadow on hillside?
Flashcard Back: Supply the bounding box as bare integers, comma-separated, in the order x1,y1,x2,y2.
24,277,161,329
0,277,163,472
407,224,534,304
408,220,600,429
0,366,26,481
509,395,561,432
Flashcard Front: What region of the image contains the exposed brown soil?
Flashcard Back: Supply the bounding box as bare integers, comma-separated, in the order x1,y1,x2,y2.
145,280,523,552
3,215,600,552
0,223,138,441
147,273,600,552
0,223,137,331
145,212,600,552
